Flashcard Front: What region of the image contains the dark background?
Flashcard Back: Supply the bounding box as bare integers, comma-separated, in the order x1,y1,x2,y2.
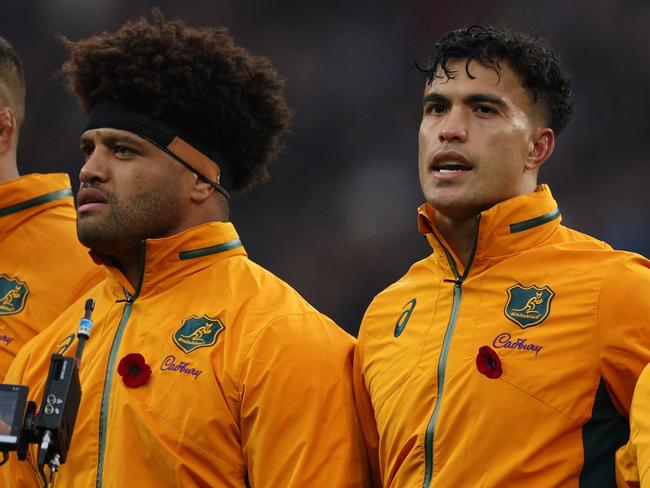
1,0,648,336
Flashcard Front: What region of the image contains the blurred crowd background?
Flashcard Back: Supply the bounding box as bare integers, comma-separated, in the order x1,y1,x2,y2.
1,0,648,336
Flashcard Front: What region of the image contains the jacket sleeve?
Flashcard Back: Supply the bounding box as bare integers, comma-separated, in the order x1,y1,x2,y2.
615,363,650,488
0,350,45,488
599,253,650,416
353,337,382,487
239,313,370,487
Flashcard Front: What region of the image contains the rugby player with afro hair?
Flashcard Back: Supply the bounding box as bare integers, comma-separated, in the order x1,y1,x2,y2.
2,11,371,487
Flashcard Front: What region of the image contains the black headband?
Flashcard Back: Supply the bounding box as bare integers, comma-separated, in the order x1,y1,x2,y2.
85,101,232,199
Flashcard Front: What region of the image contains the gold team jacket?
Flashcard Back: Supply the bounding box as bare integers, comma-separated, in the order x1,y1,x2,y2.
3,222,369,487
354,185,650,487
616,362,650,487
0,173,101,380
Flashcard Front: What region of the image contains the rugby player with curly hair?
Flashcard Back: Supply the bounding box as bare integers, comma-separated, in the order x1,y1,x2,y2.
353,25,650,487
2,12,370,487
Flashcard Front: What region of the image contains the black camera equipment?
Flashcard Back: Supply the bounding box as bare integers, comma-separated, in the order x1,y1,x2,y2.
0,298,94,487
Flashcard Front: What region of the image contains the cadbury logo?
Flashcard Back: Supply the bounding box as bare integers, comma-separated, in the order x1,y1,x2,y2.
492,332,542,356
160,355,203,380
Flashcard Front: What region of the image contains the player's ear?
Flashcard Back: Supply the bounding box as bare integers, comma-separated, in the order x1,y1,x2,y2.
0,106,17,155
525,127,555,171
188,173,215,204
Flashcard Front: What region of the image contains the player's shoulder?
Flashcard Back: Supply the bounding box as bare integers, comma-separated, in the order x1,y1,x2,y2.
226,256,320,315
599,249,650,294
224,256,352,342
554,224,650,269
554,225,650,305
368,255,434,306
554,223,612,249
358,254,434,337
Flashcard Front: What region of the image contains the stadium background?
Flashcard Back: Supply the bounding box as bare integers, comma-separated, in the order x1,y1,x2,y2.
1,0,648,336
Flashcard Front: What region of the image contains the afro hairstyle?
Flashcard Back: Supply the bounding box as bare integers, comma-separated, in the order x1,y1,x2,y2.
61,10,292,192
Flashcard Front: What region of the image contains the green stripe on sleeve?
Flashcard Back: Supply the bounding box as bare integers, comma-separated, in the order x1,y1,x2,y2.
0,188,73,217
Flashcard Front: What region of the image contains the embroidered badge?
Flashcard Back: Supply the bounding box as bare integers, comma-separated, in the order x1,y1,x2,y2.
504,284,555,329
0,274,29,316
173,315,224,354
394,298,417,337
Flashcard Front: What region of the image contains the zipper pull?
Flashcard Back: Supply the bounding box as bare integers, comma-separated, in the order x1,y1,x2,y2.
115,289,134,304
443,277,463,286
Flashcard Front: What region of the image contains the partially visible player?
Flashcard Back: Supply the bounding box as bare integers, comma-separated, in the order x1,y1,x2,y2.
1,13,370,487
617,365,650,486
0,35,102,380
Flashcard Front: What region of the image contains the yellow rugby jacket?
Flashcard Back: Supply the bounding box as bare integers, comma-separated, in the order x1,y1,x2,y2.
616,363,650,487
3,222,369,487
354,185,650,487
0,173,102,380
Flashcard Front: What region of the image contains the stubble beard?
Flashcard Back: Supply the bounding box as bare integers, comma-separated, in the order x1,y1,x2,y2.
77,185,182,258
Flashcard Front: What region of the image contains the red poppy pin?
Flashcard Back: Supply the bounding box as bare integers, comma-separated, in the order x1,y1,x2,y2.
118,353,152,388
476,346,502,379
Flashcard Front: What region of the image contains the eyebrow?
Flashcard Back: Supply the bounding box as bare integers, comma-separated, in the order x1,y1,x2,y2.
423,91,507,108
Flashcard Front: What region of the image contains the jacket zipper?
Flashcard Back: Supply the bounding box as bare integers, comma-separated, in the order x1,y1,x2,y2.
422,215,480,488
95,245,146,488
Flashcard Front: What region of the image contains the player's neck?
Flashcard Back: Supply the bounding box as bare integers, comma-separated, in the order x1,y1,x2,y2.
434,212,478,268
0,155,19,183
121,254,142,292
92,245,142,292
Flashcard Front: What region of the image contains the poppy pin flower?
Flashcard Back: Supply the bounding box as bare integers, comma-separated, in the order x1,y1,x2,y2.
476,346,502,379
118,353,152,388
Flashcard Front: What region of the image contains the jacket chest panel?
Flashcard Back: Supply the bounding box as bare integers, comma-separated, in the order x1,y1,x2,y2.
77,295,245,482
368,279,484,468
367,261,605,481
363,279,444,422
465,263,603,422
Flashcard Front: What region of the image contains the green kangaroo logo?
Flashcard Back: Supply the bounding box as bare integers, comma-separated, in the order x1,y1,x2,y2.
513,291,543,313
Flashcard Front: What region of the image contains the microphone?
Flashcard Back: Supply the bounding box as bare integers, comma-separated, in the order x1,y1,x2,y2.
74,298,95,367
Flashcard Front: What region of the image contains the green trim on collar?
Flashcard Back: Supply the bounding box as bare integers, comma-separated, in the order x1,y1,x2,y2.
509,208,560,234
0,188,73,217
179,238,242,260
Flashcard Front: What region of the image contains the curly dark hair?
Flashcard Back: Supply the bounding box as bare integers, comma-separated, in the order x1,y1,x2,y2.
61,10,291,192
0,35,25,126
418,25,574,135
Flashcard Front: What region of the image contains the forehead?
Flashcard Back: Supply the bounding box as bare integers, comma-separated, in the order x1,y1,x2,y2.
80,127,149,145
425,59,527,97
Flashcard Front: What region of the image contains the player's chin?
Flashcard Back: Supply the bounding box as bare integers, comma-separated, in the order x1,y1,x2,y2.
77,221,109,247
422,183,462,205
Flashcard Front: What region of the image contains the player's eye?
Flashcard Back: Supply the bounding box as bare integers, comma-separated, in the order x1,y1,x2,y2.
113,145,135,156
475,105,496,115
424,103,446,115
80,145,94,161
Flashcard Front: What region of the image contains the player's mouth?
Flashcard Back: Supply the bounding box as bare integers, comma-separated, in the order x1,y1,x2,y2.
77,187,109,213
430,150,473,177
